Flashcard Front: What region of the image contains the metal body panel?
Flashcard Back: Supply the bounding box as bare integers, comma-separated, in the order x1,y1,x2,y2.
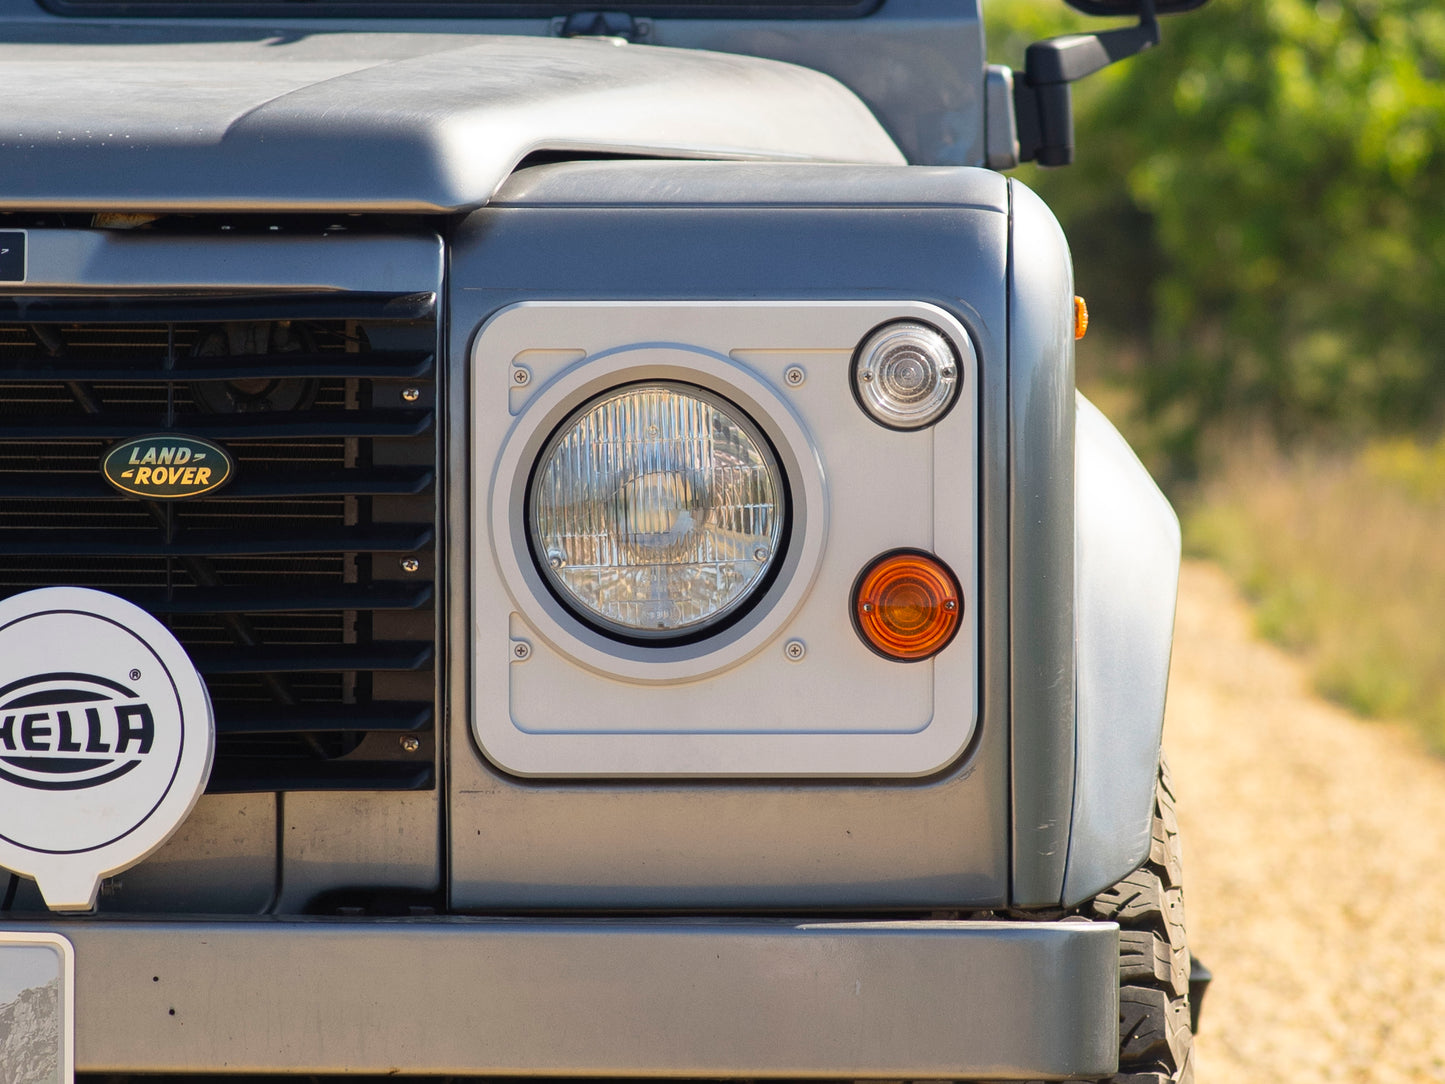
4,230,445,294
274,792,442,912
1007,179,1077,908
1063,394,1180,906
2,796,281,915
47,917,1119,1077
0,0,983,171
446,160,1014,908
0,30,901,212
78,795,277,915
471,301,979,778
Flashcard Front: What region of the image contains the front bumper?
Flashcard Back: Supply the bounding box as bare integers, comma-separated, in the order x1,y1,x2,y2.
13,917,1122,1079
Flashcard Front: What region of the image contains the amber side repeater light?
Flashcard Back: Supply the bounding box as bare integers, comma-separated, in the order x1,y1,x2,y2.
852,550,963,662
1074,295,1089,340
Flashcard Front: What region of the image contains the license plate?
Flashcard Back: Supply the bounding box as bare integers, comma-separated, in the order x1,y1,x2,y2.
0,932,73,1084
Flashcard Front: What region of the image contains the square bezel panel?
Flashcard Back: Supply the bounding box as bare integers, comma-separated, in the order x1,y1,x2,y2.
472,302,977,777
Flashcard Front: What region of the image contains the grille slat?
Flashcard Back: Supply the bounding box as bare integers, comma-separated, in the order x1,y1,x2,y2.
216,702,432,734
0,293,438,794
0,525,432,557
0,349,434,383
0,291,436,324
0,473,436,500
207,758,434,794
190,643,435,675
0,408,432,440
0,584,428,613
92,584,434,614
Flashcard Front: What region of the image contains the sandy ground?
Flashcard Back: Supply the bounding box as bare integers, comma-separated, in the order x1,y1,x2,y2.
1164,561,1445,1083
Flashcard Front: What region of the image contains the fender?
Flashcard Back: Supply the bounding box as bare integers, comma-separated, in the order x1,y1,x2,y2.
1063,394,1181,906
1008,179,1078,906
1007,180,1181,907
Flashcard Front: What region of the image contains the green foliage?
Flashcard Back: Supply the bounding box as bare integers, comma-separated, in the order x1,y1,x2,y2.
1363,433,1445,501
988,0,1445,454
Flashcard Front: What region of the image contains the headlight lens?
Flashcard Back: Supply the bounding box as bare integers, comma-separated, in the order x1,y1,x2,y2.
852,321,960,430
528,382,786,639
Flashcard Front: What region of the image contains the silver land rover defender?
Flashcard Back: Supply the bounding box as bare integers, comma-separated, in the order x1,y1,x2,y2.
0,0,1202,1079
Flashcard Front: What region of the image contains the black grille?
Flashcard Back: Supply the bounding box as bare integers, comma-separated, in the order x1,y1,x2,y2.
0,293,438,793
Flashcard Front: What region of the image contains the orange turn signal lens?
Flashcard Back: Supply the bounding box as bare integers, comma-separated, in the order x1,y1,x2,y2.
852,550,963,661
1074,295,1089,340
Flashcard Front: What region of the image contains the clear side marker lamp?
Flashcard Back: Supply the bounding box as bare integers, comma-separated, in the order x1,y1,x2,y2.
852,321,961,430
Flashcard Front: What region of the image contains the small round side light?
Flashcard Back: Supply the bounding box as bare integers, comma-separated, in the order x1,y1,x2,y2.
852,322,960,430
852,550,963,662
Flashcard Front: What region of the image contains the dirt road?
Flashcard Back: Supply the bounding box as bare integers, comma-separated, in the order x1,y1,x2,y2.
1164,561,1445,1083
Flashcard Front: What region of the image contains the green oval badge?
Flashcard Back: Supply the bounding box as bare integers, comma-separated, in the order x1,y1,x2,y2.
102,435,235,500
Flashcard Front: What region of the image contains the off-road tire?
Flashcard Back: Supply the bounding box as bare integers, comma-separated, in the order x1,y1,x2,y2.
1086,759,1194,1084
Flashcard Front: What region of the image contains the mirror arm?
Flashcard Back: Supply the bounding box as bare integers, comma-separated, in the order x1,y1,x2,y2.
1013,0,1160,166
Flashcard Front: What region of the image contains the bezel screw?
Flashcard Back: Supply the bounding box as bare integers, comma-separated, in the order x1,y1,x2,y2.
400,558,421,574
784,366,805,387
512,367,532,386
512,641,532,661
784,639,806,661
401,387,422,403
399,736,421,754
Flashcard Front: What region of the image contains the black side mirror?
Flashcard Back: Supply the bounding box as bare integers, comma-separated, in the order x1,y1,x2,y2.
1013,0,1210,166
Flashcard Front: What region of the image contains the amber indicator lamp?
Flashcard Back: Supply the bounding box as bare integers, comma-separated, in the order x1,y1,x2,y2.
852,550,963,661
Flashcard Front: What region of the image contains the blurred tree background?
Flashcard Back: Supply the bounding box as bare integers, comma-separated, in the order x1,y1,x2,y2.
985,0,1445,747
989,0,1445,471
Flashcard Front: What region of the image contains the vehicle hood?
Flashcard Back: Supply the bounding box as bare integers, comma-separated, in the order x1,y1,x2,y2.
0,27,904,212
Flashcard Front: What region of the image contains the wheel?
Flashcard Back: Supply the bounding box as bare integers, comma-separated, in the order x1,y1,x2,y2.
1086,758,1195,1084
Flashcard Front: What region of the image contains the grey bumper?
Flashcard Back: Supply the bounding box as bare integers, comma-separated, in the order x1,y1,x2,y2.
51,917,1118,1078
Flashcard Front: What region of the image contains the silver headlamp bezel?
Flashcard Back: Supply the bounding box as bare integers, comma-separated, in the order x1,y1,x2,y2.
470,300,979,779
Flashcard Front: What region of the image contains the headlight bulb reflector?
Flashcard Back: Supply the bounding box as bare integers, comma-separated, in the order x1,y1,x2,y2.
529,382,786,639
853,321,960,430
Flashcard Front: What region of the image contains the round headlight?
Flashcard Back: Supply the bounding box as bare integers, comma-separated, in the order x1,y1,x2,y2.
852,321,960,430
528,382,786,639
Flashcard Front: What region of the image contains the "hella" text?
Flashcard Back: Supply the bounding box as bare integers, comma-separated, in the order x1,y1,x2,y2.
0,702,155,756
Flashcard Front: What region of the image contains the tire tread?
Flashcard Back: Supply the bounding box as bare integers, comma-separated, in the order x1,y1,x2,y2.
1092,761,1194,1084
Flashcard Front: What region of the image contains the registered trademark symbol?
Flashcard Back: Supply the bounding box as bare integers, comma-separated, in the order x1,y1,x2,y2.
129,669,142,681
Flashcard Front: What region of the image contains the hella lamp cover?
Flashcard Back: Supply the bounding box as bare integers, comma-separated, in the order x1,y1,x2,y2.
528,382,786,639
